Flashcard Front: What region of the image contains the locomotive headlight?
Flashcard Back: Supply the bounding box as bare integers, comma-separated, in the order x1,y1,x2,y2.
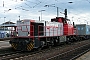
17,34,18,36
16,32,18,36
28,32,30,36
21,20,24,23
28,34,30,36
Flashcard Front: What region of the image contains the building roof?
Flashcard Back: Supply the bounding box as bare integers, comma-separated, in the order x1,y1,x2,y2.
0,21,16,27
2,21,15,25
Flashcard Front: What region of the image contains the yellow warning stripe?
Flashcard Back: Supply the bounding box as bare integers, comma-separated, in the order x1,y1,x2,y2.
11,43,17,49
14,44,17,49
27,43,34,51
27,44,31,50
27,45,31,50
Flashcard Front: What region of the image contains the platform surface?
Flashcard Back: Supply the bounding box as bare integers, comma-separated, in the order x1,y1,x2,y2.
0,40,11,49
0,37,13,41
76,51,90,60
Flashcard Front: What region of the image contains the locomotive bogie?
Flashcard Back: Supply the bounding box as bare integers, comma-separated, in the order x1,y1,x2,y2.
59,36,67,43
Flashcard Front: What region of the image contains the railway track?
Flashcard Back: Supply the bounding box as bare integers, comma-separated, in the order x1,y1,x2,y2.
70,49,90,60
0,40,90,60
0,44,66,60
0,46,55,60
0,47,14,56
48,42,90,60
0,47,23,60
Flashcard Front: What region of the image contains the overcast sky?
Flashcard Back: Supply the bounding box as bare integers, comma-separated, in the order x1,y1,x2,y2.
0,0,90,24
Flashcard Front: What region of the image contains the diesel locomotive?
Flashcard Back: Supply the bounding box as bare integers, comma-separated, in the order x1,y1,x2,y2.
9,17,90,51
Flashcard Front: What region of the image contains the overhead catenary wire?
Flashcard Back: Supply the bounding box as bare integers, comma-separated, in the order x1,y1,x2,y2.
1,0,90,24
24,3,32,8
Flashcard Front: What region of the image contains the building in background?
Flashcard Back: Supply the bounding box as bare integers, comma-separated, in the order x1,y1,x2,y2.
0,21,16,38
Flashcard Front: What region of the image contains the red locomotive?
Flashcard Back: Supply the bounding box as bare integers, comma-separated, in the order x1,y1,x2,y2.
9,16,78,51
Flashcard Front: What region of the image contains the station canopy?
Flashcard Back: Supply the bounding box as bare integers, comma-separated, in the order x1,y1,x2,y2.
0,21,16,27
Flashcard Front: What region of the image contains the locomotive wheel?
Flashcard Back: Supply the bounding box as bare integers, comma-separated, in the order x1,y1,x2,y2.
27,42,34,51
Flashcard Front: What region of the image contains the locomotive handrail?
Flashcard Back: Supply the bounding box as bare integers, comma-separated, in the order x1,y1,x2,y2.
30,25,34,37
38,25,63,39
11,24,35,40
17,25,21,30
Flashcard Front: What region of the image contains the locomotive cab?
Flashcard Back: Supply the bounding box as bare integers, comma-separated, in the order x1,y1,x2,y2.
51,17,76,35
51,17,77,42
